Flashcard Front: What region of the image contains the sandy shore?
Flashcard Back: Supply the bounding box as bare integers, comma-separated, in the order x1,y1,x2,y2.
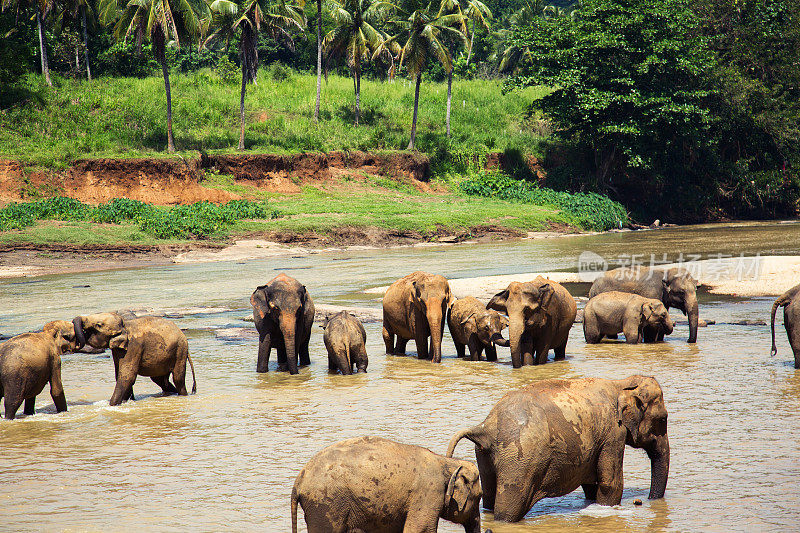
364,256,800,298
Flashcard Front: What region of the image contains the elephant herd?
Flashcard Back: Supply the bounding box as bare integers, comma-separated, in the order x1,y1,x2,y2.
2,265,799,532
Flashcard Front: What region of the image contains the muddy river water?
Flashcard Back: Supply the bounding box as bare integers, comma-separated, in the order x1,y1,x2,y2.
2,221,800,532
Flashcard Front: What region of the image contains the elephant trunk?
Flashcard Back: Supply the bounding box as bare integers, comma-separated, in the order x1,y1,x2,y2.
490,332,509,347
662,314,674,336
72,317,86,349
508,318,525,368
428,306,445,363
771,295,788,356
686,296,699,343
280,316,299,375
646,434,670,499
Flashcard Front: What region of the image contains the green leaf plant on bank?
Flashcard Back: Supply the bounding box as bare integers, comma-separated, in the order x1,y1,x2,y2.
0,197,279,238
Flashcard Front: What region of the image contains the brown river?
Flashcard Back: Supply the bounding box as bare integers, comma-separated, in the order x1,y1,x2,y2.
2,221,800,532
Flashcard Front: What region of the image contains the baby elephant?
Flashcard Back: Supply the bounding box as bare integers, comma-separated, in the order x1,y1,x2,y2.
448,297,509,361
291,436,483,533
0,321,77,419
321,311,368,374
584,291,674,344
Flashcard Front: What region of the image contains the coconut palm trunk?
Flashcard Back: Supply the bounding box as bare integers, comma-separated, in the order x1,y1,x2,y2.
239,54,248,150
407,73,421,150
446,69,452,138
314,0,322,122
352,68,361,126
36,10,52,86
465,19,474,65
80,4,91,80
153,30,175,153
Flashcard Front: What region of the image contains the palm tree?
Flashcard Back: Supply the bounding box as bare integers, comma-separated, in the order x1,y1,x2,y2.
389,0,463,149
322,0,387,126
313,0,321,122
210,0,304,150
498,0,542,73
437,0,487,137
56,0,95,79
2,0,55,85
107,0,209,152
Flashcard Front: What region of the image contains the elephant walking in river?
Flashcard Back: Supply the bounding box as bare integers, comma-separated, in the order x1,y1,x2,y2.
771,282,800,368
447,375,670,522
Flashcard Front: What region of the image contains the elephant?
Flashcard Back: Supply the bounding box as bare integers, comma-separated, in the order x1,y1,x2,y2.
583,291,674,344
0,321,76,419
321,311,368,374
487,276,577,367
447,296,509,361
382,271,453,363
250,273,315,375
72,313,196,406
771,282,800,368
291,436,483,533
589,266,699,343
447,375,670,523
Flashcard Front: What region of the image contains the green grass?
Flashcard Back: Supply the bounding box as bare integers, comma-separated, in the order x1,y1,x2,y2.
0,220,177,246
0,71,549,167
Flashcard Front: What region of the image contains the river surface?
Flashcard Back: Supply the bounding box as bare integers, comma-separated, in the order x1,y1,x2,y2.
1,221,800,532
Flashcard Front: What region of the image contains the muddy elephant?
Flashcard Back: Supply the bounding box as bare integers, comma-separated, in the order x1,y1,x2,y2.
0,321,76,419
771,282,800,368
584,291,674,344
251,273,315,375
590,266,698,343
382,271,453,363
72,313,196,406
487,276,577,367
447,375,669,522
321,311,368,374
448,296,509,361
291,436,483,533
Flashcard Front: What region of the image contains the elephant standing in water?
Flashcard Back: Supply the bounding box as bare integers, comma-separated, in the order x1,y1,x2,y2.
251,273,315,375
590,266,699,343
382,271,453,363
0,321,76,419
584,291,674,344
72,313,196,406
448,296,509,361
447,376,670,522
771,282,800,368
487,276,577,366
292,436,483,533
321,311,368,374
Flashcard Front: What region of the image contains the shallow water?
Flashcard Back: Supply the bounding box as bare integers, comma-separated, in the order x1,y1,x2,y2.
1,221,800,532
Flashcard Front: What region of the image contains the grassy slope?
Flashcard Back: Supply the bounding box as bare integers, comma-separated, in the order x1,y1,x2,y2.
0,71,548,166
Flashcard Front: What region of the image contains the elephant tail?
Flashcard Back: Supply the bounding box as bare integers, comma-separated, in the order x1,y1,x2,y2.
447,424,491,457
290,485,299,533
187,353,197,394
771,294,791,356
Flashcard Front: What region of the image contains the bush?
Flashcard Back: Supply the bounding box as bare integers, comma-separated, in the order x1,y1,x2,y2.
459,171,628,231
214,56,240,84
0,197,278,238
96,42,158,77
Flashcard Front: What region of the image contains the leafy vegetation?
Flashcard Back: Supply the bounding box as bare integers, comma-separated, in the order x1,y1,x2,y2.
0,197,278,238
459,170,627,230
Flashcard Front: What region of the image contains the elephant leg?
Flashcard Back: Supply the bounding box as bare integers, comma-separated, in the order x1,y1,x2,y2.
595,443,624,506
395,337,408,355
641,325,657,343
151,375,177,395
257,331,272,373
355,347,368,373
327,352,337,372
656,329,665,342
110,372,137,406
415,331,430,360
299,330,311,367
172,349,189,396
454,341,466,358
521,333,535,366
276,335,288,372
382,326,395,355
553,343,566,361
50,359,67,413
623,323,641,344
475,448,497,511
494,474,537,522
534,339,549,365
789,321,800,369
24,397,35,416
485,344,497,362
467,338,482,361
4,394,22,420
582,483,598,500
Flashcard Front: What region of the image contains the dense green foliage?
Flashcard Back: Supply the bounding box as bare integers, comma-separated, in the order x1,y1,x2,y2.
506,0,800,221
459,171,627,230
0,197,278,237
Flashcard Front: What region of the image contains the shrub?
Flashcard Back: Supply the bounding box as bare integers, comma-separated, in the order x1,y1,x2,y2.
459,171,628,231
214,56,240,84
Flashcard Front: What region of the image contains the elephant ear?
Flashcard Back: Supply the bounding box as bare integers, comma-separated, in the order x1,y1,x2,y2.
499,314,510,328
109,331,128,350
487,290,509,313
445,466,470,514
250,288,268,319
618,382,646,443
300,285,308,305
538,283,554,308
459,312,476,327
641,302,655,322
